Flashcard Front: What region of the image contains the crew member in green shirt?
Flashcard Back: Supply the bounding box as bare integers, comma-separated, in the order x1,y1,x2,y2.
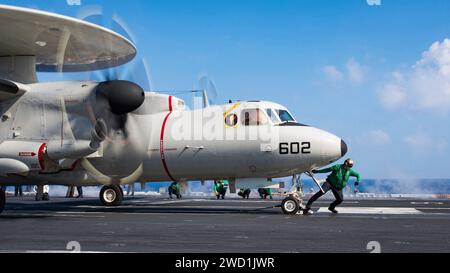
214,180,228,200
238,188,251,199
169,181,182,199
304,158,361,214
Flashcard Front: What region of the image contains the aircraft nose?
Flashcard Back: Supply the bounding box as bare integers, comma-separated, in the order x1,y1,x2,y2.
341,139,348,157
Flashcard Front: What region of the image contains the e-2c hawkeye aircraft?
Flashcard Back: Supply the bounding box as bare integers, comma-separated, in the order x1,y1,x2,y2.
0,5,348,215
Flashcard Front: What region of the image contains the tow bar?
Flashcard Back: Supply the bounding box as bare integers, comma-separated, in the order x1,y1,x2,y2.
306,172,325,194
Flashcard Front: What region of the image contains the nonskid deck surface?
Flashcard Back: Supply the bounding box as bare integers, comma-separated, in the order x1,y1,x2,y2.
1,196,450,253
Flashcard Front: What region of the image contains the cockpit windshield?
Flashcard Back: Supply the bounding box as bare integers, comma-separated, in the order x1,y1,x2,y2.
276,109,295,123
266,109,280,124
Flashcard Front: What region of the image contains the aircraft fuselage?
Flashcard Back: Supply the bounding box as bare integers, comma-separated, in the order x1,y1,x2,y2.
0,81,346,187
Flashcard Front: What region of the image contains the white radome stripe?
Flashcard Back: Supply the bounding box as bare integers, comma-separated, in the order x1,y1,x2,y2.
317,207,423,215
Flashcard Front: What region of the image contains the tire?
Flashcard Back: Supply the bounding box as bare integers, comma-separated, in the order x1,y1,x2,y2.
281,197,300,215
0,188,5,214
100,185,123,206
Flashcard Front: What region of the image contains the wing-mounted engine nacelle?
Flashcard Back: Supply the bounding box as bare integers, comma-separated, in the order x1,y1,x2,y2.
46,118,107,161
42,121,107,172
46,141,101,161
0,120,107,176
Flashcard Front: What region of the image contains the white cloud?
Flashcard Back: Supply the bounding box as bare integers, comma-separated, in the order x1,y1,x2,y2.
322,65,343,81
379,83,407,109
379,38,450,113
346,59,366,84
322,59,366,84
359,130,391,145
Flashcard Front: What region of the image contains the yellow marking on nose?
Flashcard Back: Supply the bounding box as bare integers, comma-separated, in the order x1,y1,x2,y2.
223,102,241,128
223,102,241,117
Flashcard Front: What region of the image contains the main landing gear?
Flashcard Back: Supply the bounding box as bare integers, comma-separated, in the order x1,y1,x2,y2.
100,185,123,206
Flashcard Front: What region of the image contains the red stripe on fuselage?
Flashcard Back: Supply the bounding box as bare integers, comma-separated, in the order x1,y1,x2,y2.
160,96,176,182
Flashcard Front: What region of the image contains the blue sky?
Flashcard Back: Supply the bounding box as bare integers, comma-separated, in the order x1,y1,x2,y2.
1,0,450,179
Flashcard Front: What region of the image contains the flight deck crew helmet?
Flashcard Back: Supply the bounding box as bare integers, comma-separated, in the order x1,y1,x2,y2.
344,158,354,168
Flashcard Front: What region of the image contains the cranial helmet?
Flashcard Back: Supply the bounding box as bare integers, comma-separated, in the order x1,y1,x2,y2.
344,158,354,167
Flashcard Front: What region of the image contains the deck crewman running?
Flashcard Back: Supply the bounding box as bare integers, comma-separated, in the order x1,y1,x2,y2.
304,158,361,214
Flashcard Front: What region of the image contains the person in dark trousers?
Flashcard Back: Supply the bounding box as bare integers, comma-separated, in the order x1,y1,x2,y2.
258,188,273,200
76,186,83,198
169,182,182,199
304,158,361,214
238,188,251,199
15,186,23,197
214,180,228,200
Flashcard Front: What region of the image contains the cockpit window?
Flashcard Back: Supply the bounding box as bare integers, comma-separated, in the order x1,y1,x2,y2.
266,109,280,124
242,109,269,126
276,109,295,122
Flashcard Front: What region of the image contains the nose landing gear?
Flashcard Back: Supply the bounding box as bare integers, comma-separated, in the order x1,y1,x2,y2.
281,193,304,215
280,174,306,215
280,172,325,215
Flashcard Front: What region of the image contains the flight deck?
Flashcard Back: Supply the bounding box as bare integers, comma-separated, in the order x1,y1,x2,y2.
1,196,449,253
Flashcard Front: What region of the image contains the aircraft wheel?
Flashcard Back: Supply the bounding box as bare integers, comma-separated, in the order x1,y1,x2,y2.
0,188,5,214
100,185,123,206
281,197,300,215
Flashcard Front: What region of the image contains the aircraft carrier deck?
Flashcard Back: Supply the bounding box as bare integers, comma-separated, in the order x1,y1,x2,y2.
1,196,449,253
